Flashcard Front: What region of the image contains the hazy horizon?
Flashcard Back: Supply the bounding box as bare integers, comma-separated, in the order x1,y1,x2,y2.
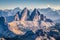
0,0,60,10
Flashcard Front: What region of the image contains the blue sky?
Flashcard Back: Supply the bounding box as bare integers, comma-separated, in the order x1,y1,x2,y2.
0,0,60,10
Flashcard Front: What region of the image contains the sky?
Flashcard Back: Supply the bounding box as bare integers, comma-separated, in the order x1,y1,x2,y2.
0,0,60,10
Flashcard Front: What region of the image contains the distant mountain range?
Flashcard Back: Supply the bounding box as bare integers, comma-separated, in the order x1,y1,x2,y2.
38,7,60,23
0,7,60,23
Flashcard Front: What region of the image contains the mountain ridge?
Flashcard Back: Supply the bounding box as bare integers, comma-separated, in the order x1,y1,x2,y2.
0,8,59,39
8,8,55,35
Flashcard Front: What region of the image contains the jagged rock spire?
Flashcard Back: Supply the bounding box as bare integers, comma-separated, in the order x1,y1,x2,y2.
20,8,30,21
15,12,20,21
29,8,40,21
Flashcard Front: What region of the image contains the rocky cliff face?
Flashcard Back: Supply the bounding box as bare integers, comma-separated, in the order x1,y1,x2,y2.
9,8,55,35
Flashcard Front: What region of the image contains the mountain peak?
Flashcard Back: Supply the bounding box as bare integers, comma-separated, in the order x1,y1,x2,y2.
22,7,29,12
24,7,28,10
32,8,40,15
20,7,30,21
29,8,40,21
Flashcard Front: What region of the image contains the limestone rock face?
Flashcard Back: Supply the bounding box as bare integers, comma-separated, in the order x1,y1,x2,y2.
8,8,55,35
